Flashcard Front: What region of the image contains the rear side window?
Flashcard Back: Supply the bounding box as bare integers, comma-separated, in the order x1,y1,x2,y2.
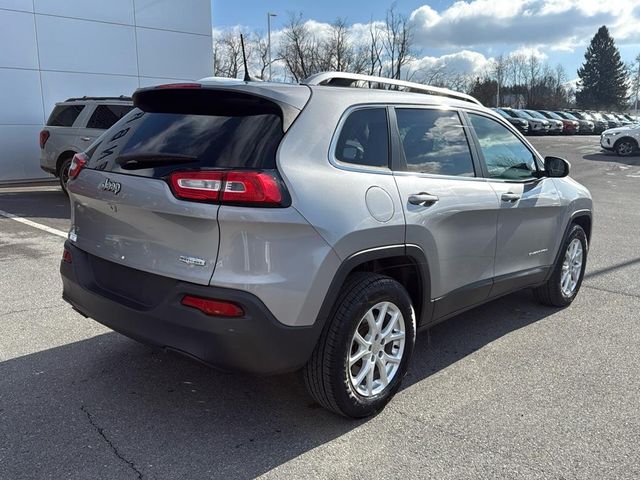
87,105,134,129
47,105,84,127
335,108,389,168
88,106,283,178
396,108,475,177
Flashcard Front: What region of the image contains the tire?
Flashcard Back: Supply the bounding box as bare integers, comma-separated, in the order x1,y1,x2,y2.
615,138,636,157
303,272,416,418
534,224,588,307
58,157,72,196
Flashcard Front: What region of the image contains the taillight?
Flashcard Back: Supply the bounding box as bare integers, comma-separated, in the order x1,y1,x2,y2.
169,171,224,201
39,130,50,149
68,153,88,180
222,171,283,204
168,170,286,206
181,295,244,317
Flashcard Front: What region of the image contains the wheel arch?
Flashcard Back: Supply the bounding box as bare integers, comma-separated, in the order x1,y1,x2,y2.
56,150,78,176
544,209,592,282
613,136,638,150
315,245,432,330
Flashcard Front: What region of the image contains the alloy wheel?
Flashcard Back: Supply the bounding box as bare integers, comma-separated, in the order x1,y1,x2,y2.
617,141,634,156
348,301,406,397
560,238,583,297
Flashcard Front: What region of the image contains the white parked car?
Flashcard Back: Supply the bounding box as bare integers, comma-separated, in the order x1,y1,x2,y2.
600,124,640,156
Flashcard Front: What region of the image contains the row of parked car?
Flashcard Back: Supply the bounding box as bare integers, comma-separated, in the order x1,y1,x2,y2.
493,107,638,136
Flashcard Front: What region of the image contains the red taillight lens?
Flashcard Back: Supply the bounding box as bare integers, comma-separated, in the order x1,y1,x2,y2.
68,153,88,180
169,171,224,201
222,171,283,205
168,170,286,206
62,248,72,263
181,295,244,317
39,130,50,149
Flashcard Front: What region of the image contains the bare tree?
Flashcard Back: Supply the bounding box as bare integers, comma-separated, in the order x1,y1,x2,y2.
249,31,271,80
278,13,319,81
213,31,245,78
381,3,414,80
323,18,350,71
490,54,508,106
364,20,384,76
506,53,527,87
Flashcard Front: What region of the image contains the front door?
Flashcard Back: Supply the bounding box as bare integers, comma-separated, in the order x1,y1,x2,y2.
465,112,563,293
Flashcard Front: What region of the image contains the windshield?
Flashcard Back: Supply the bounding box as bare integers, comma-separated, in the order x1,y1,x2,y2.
544,111,562,120
499,109,518,119
525,110,546,119
515,110,533,119
562,112,578,120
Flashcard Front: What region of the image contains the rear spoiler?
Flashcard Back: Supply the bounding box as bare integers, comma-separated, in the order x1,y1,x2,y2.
133,83,311,131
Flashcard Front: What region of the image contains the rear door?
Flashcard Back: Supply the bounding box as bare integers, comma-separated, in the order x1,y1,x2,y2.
465,112,563,289
68,88,285,285
390,107,499,318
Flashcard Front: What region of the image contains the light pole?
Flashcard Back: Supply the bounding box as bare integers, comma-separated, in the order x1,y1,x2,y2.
635,54,640,117
267,12,277,81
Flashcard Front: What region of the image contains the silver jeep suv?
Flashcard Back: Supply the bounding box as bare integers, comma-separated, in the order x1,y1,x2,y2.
60,73,592,418
39,96,133,194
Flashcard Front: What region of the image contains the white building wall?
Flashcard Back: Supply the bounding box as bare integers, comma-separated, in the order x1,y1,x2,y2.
0,0,212,183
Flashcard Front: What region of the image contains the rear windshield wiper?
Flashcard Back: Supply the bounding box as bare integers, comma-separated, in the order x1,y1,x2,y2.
116,153,198,170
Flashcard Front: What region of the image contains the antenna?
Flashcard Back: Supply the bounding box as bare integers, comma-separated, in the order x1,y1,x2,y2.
240,34,251,82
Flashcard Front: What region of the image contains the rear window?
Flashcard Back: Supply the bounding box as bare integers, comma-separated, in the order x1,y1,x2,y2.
87,91,284,178
47,105,84,127
87,104,134,129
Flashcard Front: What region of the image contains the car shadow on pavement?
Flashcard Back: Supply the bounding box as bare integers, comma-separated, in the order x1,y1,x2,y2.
0,290,556,479
582,152,640,165
0,190,69,220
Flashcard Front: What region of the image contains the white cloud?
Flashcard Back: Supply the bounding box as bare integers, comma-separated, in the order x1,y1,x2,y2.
409,0,640,50
408,50,491,78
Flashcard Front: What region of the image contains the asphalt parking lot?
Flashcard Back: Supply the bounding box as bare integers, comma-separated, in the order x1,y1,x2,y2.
1,136,639,479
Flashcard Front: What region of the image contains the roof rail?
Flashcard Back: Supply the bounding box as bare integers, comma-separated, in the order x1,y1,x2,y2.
302,72,482,106
64,95,132,102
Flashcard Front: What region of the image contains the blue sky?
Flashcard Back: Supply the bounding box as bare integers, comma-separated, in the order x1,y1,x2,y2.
211,1,640,81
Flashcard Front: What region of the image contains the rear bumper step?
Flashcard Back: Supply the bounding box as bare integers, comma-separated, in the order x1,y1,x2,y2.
60,242,319,375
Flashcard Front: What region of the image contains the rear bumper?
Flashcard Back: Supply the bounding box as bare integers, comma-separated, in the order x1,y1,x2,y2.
40,150,57,176
60,242,321,375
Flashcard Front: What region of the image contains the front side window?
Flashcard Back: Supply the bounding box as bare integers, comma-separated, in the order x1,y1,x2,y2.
468,114,538,180
335,108,389,168
396,108,475,176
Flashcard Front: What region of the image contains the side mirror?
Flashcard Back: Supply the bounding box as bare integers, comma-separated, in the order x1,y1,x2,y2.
544,156,570,178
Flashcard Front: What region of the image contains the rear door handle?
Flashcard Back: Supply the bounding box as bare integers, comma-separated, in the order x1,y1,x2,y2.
501,192,521,202
80,137,91,141
409,193,439,205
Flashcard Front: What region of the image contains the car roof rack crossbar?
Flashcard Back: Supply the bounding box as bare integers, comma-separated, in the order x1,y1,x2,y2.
64,95,132,102
302,71,482,106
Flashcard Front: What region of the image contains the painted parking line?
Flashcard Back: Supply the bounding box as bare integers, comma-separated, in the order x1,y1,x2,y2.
0,209,67,238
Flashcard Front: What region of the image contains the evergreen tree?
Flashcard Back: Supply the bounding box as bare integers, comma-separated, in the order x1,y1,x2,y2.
576,26,629,110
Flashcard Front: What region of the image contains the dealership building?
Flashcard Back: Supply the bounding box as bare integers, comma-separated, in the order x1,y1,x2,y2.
0,0,213,183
